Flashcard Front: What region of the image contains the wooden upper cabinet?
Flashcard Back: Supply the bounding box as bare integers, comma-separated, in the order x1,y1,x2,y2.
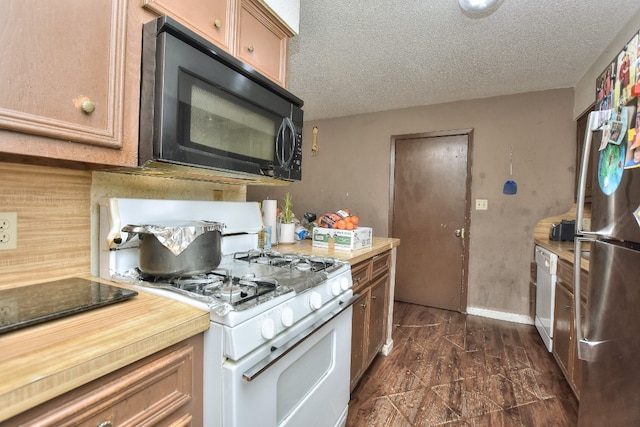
142,0,235,52
236,0,291,87
143,0,292,87
0,0,137,167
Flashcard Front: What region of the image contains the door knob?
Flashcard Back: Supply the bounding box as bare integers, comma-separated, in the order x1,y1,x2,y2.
455,228,465,238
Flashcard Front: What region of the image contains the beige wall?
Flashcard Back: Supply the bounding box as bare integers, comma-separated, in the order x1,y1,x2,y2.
0,162,245,287
248,88,576,316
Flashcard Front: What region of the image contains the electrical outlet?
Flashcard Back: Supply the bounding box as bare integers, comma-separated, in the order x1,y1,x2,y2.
0,298,18,326
0,212,17,250
475,199,488,210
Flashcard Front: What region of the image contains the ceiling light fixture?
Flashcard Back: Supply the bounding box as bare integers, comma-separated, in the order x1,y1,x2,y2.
458,0,502,14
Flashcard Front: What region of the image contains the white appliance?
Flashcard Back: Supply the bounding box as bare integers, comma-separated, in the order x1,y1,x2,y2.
534,245,557,352
99,198,356,427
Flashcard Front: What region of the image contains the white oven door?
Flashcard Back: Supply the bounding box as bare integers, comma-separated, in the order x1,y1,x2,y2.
222,305,353,427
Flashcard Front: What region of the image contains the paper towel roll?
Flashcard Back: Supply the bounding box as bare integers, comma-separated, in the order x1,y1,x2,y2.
261,199,278,245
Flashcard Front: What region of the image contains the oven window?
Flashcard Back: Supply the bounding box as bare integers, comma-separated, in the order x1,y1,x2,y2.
276,332,334,423
179,72,278,162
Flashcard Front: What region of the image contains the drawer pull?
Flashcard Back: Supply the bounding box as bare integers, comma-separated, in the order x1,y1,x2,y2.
213,19,222,28
97,421,113,427
247,44,255,53
81,100,95,114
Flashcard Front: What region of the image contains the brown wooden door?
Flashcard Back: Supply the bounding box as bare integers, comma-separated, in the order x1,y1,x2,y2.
391,133,470,312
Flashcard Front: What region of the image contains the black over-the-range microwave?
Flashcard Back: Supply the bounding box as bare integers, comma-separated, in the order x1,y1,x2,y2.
139,16,304,181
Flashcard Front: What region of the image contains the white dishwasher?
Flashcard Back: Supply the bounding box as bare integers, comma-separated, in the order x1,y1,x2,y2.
534,245,558,352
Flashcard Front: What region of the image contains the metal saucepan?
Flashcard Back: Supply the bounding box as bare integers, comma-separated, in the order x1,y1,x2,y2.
121,221,225,277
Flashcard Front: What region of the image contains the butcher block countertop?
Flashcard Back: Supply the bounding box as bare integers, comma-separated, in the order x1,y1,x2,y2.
533,204,590,272
275,236,401,264
0,276,210,422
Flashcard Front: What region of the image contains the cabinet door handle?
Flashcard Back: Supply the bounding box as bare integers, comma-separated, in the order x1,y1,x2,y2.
213,19,222,28
81,100,95,114
360,303,367,308
371,295,377,301
97,421,113,427
247,44,255,53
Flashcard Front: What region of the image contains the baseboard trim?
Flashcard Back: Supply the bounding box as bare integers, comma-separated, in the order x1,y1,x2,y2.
466,306,534,325
381,340,394,356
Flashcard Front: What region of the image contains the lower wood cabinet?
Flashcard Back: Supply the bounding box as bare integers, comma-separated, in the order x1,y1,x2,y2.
553,282,573,378
2,334,203,427
552,259,587,399
350,251,391,392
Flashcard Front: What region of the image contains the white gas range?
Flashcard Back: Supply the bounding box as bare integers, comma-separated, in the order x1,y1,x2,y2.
99,198,356,427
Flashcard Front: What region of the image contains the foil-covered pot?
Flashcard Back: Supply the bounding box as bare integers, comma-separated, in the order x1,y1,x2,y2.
122,221,225,277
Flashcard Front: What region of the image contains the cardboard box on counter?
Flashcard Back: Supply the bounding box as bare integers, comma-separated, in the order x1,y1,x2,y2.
312,227,373,251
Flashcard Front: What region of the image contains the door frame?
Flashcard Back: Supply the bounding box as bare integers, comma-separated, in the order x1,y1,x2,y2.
389,128,474,313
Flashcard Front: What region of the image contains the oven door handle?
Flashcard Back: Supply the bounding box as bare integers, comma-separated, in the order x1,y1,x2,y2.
242,294,360,382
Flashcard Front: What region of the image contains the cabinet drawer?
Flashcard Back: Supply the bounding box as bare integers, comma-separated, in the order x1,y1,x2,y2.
143,0,234,52
371,251,391,280
5,342,197,427
557,259,589,301
351,261,371,292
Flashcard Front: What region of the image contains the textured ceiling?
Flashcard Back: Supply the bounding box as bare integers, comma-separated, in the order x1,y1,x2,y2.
288,0,640,120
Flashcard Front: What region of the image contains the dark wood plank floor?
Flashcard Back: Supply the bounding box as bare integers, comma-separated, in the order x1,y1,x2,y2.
347,302,578,426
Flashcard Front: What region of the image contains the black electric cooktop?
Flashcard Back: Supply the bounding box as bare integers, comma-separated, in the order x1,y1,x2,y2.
0,278,137,334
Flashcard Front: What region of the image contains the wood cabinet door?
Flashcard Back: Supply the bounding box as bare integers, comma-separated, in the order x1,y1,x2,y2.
572,299,586,398
2,337,202,427
143,0,234,52
366,275,388,363
236,0,290,86
0,0,136,165
553,282,573,378
350,292,368,392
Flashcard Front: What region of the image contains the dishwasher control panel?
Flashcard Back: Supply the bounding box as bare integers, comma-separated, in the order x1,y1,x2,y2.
535,246,558,275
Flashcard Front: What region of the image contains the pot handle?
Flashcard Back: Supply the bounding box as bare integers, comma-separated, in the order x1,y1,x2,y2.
106,199,123,248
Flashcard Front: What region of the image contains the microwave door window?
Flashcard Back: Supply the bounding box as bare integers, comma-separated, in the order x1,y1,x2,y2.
182,77,277,163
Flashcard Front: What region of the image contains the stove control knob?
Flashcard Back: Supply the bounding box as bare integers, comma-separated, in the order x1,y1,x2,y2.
309,292,322,310
261,318,276,340
331,280,341,296
281,307,294,327
340,277,350,291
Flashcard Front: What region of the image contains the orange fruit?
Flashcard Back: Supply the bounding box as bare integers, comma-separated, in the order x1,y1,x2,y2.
345,222,354,230
349,215,359,226
335,220,346,229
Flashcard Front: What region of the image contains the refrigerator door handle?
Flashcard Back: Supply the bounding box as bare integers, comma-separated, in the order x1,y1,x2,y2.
576,111,601,236
574,236,596,361
577,338,606,362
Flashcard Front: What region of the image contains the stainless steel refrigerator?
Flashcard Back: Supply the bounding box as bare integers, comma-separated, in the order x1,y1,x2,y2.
575,108,640,426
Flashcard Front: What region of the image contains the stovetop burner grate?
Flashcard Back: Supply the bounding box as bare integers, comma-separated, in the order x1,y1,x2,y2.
233,250,339,273
141,269,292,309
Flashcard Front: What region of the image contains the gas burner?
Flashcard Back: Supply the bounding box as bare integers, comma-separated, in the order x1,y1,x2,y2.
144,272,224,294
210,277,280,306
217,284,242,302
233,250,341,273
295,263,312,272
